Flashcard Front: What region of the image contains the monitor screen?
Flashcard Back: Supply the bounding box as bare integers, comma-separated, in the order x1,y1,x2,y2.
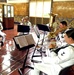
17,25,30,33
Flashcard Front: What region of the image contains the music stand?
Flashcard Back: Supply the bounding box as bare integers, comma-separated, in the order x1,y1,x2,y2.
13,34,35,75
31,24,50,63
33,25,40,38
17,25,30,34
37,24,50,32
37,24,50,52
37,24,50,45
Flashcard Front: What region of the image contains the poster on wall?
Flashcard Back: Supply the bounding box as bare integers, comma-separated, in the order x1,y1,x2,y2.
7,0,29,3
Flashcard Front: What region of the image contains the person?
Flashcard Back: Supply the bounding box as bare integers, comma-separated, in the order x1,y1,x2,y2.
20,16,32,27
48,21,68,48
0,35,4,48
0,22,6,42
18,16,32,35
33,28,74,75
0,21,3,31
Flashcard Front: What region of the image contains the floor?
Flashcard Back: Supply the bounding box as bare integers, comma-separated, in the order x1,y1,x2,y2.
0,24,35,75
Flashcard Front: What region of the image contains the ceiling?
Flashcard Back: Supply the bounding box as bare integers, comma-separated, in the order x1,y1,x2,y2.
0,0,74,3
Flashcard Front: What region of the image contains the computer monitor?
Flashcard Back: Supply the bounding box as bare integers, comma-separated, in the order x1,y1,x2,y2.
17,25,30,33
37,24,50,32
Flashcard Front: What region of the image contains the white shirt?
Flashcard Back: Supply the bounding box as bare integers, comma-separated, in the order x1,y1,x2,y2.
43,44,74,68
56,32,67,47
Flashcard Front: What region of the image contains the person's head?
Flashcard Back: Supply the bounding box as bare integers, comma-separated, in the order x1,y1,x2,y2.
59,21,67,28
64,28,74,44
22,16,29,22
24,16,29,22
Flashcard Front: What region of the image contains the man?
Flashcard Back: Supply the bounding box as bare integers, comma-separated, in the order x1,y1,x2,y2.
33,28,74,75
49,21,68,48
55,21,68,47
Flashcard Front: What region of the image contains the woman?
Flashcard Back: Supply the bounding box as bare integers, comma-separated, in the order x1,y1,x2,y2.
33,28,74,75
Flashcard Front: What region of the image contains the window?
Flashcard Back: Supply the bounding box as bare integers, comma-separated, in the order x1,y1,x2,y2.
29,0,51,18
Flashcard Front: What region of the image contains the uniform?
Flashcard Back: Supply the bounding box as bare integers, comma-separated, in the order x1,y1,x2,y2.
56,31,67,47
34,44,74,75
0,22,6,42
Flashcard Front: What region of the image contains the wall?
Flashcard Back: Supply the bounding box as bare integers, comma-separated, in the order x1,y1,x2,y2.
0,3,29,23
53,1,74,18
53,1,74,27
12,3,29,22
0,1,74,27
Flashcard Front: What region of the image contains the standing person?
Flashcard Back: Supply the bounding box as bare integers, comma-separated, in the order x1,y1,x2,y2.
33,28,74,75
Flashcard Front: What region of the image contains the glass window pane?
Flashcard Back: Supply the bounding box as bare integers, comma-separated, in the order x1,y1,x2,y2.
4,6,7,17
11,6,14,17
8,6,11,17
29,1,51,18
29,2,36,17
43,1,51,18
36,2,43,17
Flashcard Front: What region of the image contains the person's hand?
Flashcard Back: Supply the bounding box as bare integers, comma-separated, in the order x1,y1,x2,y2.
49,43,56,49
49,39,56,49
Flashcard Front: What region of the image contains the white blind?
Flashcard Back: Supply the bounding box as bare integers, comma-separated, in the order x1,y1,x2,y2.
29,1,51,18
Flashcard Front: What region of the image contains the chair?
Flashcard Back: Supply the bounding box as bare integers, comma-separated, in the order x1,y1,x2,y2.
59,65,74,75
39,65,74,75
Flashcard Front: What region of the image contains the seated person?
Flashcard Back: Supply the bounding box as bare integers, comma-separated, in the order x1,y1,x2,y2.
0,35,4,47
33,28,74,75
48,21,68,48
0,21,3,31
0,22,6,42
20,16,32,27
18,16,32,35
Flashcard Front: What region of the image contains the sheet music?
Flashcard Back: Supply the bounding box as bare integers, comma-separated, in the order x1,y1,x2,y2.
14,35,28,48
14,34,35,48
25,34,35,45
